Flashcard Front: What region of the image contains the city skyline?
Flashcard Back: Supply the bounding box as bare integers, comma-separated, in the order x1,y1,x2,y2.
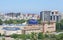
0,0,63,14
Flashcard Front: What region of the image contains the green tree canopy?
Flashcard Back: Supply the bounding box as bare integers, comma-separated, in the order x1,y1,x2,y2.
0,19,3,25
10,34,19,39
38,32,44,39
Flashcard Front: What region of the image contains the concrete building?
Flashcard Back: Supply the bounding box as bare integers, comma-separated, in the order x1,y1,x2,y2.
0,13,39,21
23,25,42,34
0,21,56,35
50,10,61,22
40,10,61,22
23,21,56,34
5,13,40,20
40,11,51,22
42,21,56,33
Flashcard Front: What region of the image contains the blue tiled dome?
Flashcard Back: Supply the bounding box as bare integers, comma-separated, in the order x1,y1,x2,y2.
28,19,38,25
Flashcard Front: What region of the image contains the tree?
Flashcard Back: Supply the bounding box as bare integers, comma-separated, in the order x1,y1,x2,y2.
56,19,63,32
16,20,21,24
20,19,26,24
49,34,57,40
0,33,1,36
0,19,3,25
18,34,26,40
38,32,44,39
26,34,30,39
10,34,19,40
30,32,38,40
56,33,63,40
4,20,8,24
13,20,17,24
60,19,63,30
55,35,60,40
56,22,61,32
37,19,42,24
4,19,13,24
1,34,5,36
8,19,13,24
2,38,5,40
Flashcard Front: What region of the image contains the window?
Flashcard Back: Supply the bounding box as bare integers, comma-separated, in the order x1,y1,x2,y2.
56,16,59,21
52,12,54,14
53,16,55,20
50,16,52,20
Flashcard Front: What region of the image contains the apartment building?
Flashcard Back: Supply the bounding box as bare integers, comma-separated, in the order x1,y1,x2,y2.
40,10,61,22
18,14,39,20
0,13,40,21
40,11,51,22
50,10,61,22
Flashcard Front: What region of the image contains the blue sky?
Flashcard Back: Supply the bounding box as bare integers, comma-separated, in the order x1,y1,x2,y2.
0,0,63,14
